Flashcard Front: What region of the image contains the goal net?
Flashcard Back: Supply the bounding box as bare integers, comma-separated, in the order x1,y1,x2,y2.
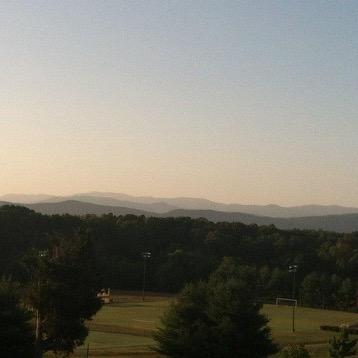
276,297,298,307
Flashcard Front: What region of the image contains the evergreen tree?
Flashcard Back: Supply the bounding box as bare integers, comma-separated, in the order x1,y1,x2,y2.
329,330,357,358
153,282,213,358
207,258,277,357
0,278,35,358
153,257,278,357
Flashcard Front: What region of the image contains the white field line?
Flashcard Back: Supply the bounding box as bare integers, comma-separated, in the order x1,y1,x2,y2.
132,319,155,323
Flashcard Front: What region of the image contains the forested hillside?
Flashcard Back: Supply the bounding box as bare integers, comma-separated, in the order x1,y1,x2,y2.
1,204,358,311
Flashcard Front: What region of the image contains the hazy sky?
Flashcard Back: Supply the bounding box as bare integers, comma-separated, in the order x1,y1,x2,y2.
1,1,358,205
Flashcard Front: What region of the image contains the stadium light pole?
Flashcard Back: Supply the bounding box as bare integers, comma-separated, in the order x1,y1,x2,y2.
35,250,49,358
289,264,298,333
142,251,151,301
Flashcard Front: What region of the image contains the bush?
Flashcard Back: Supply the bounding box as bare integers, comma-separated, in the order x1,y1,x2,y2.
329,330,357,357
277,344,311,358
321,325,341,332
321,325,358,335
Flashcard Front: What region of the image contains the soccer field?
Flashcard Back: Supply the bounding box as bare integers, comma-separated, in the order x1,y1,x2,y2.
72,294,358,357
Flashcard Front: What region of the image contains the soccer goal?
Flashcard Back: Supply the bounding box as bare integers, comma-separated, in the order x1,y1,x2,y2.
276,297,298,307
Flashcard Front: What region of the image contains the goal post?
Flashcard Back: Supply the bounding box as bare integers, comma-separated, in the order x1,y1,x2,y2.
276,297,298,307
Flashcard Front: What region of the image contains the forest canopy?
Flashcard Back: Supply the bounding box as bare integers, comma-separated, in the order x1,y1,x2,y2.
1,204,358,311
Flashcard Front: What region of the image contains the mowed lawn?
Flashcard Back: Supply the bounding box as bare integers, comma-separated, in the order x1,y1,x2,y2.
74,295,171,357
265,305,358,357
73,294,358,357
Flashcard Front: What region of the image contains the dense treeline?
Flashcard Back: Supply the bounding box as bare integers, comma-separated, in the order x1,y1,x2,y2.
1,204,358,311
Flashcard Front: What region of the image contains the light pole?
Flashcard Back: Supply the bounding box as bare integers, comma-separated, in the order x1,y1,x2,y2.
142,252,151,301
289,264,298,333
35,250,49,358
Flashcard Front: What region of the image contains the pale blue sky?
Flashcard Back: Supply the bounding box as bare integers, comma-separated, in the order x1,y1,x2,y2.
1,1,358,205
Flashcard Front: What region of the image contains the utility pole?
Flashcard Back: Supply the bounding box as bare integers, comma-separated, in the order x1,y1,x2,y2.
289,264,298,333
142,252,151,301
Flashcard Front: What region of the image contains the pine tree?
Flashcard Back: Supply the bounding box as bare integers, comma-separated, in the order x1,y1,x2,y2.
153,257,278,357
206,258,277,357
153,281,213,358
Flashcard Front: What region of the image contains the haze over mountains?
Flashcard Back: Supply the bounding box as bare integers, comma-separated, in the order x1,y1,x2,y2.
2,192,358,233
2,192,358,217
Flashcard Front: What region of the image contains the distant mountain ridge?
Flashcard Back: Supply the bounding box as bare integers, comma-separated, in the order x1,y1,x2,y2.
1,192,358,218
0,193,53,203
167,209,358,233
40,194,178,213
25,200,153,217
2,199,358,233
79,192,358,217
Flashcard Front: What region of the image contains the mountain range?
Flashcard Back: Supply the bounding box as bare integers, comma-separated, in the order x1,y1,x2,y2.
2,192,358,217
1,192,358,233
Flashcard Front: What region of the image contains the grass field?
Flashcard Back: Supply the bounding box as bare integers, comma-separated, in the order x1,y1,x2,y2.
71,293,358,357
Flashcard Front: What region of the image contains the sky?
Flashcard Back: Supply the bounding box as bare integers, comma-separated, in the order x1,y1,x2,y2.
1,0,358,206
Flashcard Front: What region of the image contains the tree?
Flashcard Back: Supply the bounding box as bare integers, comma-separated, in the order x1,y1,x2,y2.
153,257,278,357
23,233,102,357
207,258,278,357
337,279,356,310
0,278,35,358
329,330,357,358
277,344,311,358
301,272,323,308
268,267,291,298
153,281,213,357
4,203,358,313
155,250,214,292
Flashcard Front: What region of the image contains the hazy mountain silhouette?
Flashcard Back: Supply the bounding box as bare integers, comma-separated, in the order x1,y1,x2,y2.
78,191,166,204
33,192,358,217
0,193,54,203
2,192,358,219
166,209,358,233
25,200,153,216
1,200,357,233
76,192,358,218
40,194,178,213
162,200,358,217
